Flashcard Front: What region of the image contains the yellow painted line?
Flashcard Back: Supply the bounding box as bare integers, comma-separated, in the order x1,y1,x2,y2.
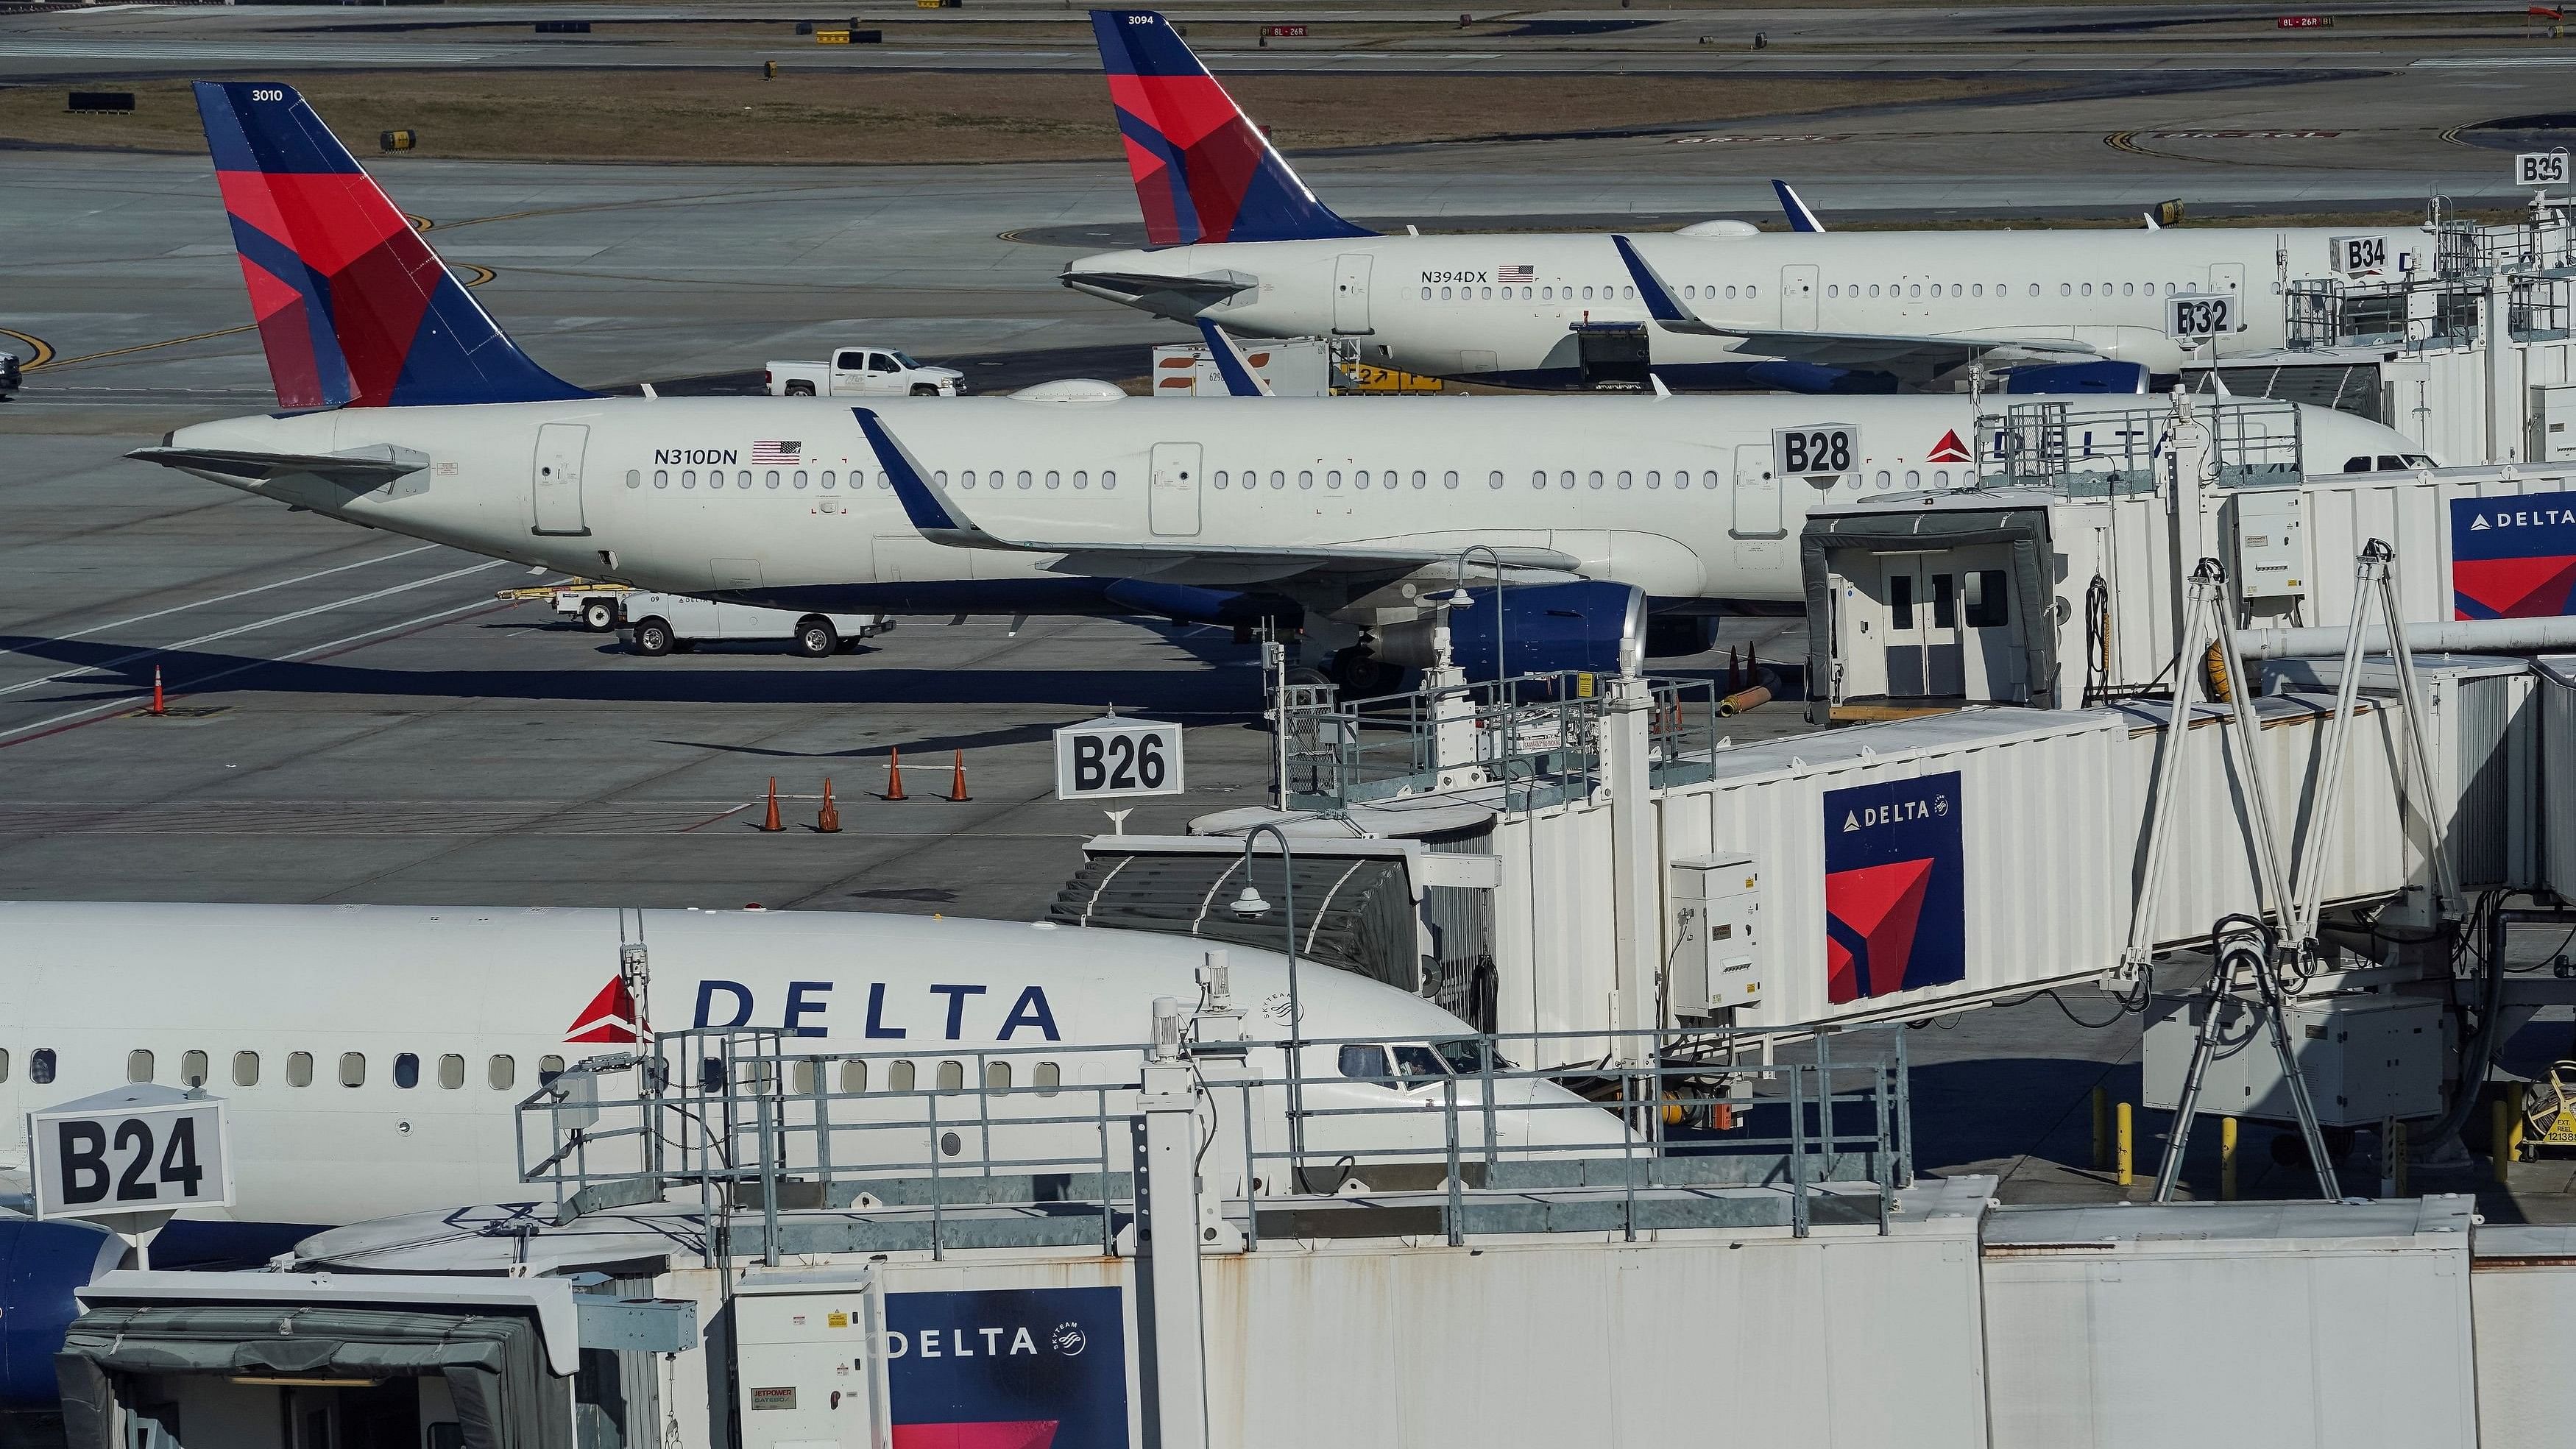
38,267,496,372
406,211,434,233
0,327,57,370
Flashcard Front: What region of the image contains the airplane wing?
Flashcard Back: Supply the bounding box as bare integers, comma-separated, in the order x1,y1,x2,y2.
1197,319,1273,397
1610,235,2101,386
126,442,429,487
850,408,1578,590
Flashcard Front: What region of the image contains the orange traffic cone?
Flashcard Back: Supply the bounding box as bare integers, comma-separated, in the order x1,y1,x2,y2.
948,749,971,802
883,747,906,801
760,776,783,832
150,665,166,717
817,777,842,833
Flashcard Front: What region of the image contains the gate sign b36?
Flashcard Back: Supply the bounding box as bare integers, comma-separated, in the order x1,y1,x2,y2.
28,1086,234,1221
1054,716,1184,800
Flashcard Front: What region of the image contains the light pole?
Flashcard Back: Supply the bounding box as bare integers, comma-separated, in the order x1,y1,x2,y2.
1228,822,1304,1186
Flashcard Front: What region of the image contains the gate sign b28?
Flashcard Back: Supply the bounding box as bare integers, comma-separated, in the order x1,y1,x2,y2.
2451,491,2576,619
28,1087,234,1222
1822,772,1967,1005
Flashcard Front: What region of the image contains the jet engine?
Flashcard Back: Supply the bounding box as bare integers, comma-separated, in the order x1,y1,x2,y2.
0,1216,121,1409
1376,581,1647,681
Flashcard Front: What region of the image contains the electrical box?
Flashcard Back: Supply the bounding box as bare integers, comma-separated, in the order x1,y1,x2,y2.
2141,991,2445,1127
1669,854,1763,1013
2228,486,2307,602
732,1266,891,1449
2530,383,2576,463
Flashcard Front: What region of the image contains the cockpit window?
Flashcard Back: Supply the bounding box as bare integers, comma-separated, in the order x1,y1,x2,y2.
2403,454,2434,469
1391,1044,1448,1083
1337,1044,1393,1083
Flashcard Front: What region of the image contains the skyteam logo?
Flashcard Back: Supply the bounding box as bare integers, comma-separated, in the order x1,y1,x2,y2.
2452,492,2576,620
1822,772,1967,1005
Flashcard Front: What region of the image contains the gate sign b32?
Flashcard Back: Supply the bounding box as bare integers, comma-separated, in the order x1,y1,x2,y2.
2451,491,2576,619
1823,772,1967,1005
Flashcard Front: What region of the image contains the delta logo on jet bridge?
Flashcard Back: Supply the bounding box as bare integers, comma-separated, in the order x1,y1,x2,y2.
887,1287,1128,1449
2451,491,2576,620
1822,773,1967,1005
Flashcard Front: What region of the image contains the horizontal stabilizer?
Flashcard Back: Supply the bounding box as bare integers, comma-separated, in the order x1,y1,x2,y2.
127,442,429,487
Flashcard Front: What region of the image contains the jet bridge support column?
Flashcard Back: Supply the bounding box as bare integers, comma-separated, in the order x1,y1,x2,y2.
1603,673,1662,1060
1136,1004,1210,1449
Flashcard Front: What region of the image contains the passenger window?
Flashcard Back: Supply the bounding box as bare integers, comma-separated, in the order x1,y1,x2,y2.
840,1059,868,1094
488,1055,515,1090
1487,471,1503,489
1906,469,1922,487
180,1049,208,1087
791,1060,816,1095
1045,470,1061,489
232,1050,260,1088
654,470,668,489
0,1047,9,1083
1588,470,1604,489
1617,470,1632,489
1392,1044,1448,1084
936,1060,965,1091
737,470,751,488
439,1054,465,1090
986,1061,1012,1093
31,1048,54,1085
1075,470,1091,489
625,470,639,489
1339,1044,1394,1083
339,1052,366,1088
1101,471,1116,490
289,1052,314,1087
682,470,696,488
765,470,779,488
1420,286,1432,300
394,1053,419,1089
538,1054,565,1083
1034,1061,1061,1096
1214,470,1229,489
1646,470,1661,489
128,1049,155,1083
821,470,836,488
793,470,808,488
1965,570,2010,628
1017,470,1033,490
888,1060,917,1092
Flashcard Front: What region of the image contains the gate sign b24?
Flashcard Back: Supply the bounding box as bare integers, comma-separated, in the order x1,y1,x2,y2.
28,1086,233,1221
2451,491,2576,619
1054,716,1184,801
1822,772,1967,1005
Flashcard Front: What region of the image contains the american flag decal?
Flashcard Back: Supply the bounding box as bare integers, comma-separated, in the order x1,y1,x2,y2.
751,440,802,465
1498,264,1535,283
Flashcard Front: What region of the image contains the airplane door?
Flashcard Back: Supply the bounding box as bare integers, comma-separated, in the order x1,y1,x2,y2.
1781,265,1820,330
2210,263,2246,332
1149,441,1203,536
530,422,589,536
1730,442,1783,538
1333,253,1373,334
1881,558,1963,698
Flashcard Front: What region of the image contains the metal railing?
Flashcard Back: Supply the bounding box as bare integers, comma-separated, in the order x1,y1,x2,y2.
517,1024,1912,1262
1975,399,2306,492
1275,673,1725,814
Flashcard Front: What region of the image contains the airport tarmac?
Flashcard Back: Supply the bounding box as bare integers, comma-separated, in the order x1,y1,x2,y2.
8,7,2576,1216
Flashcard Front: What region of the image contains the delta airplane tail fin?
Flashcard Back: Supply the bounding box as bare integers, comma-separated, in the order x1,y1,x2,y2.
1089,10,1373,246
193,81,591,410
1772,180,1826,233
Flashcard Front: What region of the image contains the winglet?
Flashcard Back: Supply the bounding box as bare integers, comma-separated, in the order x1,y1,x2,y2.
1195,319,1273,397
1611,235,1722,336
851,408,1003,548
1772,180,1825,233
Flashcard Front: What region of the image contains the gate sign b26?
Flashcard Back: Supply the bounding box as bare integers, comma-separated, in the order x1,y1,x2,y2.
28,1087,233,1221
1822,772,1967,1005
887,1286,1129,1449
2451,491,2576,619
1054,717,1184,801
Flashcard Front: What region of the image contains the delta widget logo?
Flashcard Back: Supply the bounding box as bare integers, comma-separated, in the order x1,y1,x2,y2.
2452,492,2576,620
1822,773,1967,1004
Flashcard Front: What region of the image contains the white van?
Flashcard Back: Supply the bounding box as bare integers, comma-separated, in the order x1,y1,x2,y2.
618,592,893,658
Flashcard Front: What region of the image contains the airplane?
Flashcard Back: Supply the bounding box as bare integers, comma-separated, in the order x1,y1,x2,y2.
0,900,1610,1410
134,83,2423,692
1063,9,2432,393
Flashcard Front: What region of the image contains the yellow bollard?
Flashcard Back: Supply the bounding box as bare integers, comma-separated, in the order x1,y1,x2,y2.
2494,1097,2514,1183
2092,1086,2110,1171
2509,1083,2529,1162
2220,1116,2238,1201
2117,1102,2134,1188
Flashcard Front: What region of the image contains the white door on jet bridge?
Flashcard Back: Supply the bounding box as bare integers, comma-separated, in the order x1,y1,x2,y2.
531,422,589,536
1150,442,1203,536
1780,266,1819,330
1334,253,1373,333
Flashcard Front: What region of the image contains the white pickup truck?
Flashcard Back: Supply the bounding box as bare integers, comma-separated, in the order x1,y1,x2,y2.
619,592,894,658
766,347,964,397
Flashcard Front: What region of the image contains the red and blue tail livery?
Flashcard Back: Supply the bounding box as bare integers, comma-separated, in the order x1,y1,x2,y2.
193,81,590,410
1823,773,1967,1005
1090,10,1370,247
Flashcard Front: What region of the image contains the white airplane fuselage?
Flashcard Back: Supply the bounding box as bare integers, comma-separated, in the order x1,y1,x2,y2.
159,392,2417,620
0,902,1588,1233
1066,227,2424,384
